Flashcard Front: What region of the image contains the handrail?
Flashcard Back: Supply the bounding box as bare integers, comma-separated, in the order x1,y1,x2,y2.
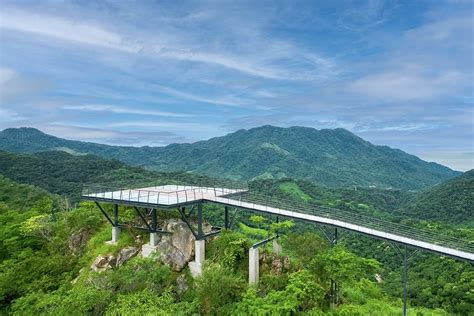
80,183,473,255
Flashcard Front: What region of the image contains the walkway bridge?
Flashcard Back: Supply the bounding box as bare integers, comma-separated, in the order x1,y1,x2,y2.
82,183,473,261
82,180,473,315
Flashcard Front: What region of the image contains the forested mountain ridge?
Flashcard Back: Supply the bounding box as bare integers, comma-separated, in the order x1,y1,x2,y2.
396,169,474,224
0,150,158,201
0,126,460,190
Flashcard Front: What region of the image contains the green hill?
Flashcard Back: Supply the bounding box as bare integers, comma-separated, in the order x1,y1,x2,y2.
0,126,459,190
0,176,53,211
397,170,474,224
0,150,159,201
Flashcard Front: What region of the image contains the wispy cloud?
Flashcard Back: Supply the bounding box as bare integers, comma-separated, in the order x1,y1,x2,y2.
63,104,193,118
107,120,222,133
0,8,139,53
153,85,249,107
40,124,184,146
0,7,338,81
347,69,465,101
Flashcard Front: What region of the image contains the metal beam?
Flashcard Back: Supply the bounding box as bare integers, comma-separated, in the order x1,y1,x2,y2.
133,206,153,232
116,223,171,233
94,202,114,226
251,235,279,249
178,207,198,238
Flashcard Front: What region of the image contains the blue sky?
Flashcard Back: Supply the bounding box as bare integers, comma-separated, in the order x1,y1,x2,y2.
0,0,472,170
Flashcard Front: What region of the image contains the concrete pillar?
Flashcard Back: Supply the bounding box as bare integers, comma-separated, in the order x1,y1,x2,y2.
273,239,282,254
195,239,205,264
249,247,259,284
111,226,120,243
149,232,159,246
189,239,205,277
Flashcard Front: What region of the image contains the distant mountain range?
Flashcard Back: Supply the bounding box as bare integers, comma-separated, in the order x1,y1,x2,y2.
0,126,460,189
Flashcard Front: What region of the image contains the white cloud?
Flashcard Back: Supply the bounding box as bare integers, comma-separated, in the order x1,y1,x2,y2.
63,104,193,118
107,120,222,133
0,108,26,122
154,85,249,107
0,8,338,81
0,8,139,53
39,124,183,146
0,67,46,101
348,69,465,101
0,67,17,85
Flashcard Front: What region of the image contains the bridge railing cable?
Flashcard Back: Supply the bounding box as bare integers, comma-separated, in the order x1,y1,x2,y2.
223,191,474,254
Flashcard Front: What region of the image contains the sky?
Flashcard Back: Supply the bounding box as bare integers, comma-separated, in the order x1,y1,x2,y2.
0,0,473,171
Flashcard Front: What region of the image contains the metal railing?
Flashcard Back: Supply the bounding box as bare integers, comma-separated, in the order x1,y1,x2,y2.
81,177,473,256
82,183,246,205
214,191,474,254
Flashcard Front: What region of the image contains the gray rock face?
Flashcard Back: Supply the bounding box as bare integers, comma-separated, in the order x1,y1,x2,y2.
140,218,212,271
116,246,139,267
68,228,90,256
91,246,139,272
91,254,115,272
156,219,195,271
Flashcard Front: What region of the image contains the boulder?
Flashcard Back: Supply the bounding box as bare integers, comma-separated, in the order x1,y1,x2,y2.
154,218,211,271
91,255,115,272
138,218,213,271
116,246,139,267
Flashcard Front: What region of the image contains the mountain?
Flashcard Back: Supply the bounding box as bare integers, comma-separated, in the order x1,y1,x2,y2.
397,169,474,224
0,150,158,200
0,126,460,189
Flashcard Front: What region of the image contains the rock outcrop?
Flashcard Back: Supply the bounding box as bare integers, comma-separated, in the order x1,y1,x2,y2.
116,246,139,267
91,254,116,272
141,218,212,271
68,228,91,256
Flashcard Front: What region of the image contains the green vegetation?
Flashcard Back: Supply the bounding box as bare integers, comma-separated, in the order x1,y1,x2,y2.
0,126,459,189
0,141,471,314
397,170,474,224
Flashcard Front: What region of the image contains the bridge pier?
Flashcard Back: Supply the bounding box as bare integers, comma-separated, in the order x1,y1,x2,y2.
149,232,159,246
111,226,120,244
249,247,259,284
109,204,120,244
189,240,205,277
248,235,280,284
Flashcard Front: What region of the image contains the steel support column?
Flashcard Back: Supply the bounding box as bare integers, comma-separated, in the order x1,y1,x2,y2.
330,227,338,308
114,204,119,226
403,246,408,316
151,208,157,232
390,242,419,316
197,204,203,239
224,206,229,229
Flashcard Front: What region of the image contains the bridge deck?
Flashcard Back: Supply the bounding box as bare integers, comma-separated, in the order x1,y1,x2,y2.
82,185,474,262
